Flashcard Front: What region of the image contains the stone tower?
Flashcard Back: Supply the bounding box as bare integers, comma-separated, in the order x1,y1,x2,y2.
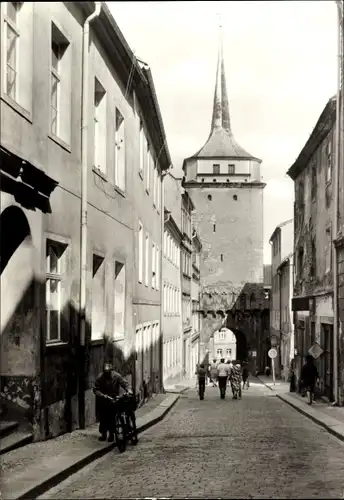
182,24,266,361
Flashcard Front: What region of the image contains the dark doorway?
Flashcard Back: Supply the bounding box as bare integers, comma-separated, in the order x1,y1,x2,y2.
232,329,248,361
0,206,31,274
320,323,334,401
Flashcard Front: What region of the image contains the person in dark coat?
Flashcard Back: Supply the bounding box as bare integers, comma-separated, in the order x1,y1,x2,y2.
93,363,132,441
196,363,207,399
300,354,319,405
242,361,249,390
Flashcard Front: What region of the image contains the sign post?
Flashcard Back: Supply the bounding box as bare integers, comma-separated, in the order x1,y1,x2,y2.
268,348,278,386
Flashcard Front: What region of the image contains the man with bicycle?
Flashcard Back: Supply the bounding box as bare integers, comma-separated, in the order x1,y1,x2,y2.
93,362,133,442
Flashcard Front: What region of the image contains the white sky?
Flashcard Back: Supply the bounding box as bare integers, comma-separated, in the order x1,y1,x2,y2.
108,1,338,263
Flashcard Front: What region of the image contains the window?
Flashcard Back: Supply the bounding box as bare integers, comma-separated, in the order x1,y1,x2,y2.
326,141,332,183
216,349,223,357
153,166,157,206
152,242,156,288
50,24,70,143
156,171,161,211
213,164,220,174
228,164,235,174
220,253,223,262
156,246,160,290
94,78,107,173
135,325,142,357
45,240,67,342
145,233,149,287
213,224,216,233
311,238,316,277
146,146,151,192
311,165,317,200
4,2,21,100
139,122,145,177
226,348,232,357
219,331,226,340
91,255,105,340
298,247,304,276
325,227,331,273
3,2,33,112
114,107,125,190
114,261,126,341
138,221,143,283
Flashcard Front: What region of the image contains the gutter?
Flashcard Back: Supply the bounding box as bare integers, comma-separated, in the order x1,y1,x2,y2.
79,1,102,429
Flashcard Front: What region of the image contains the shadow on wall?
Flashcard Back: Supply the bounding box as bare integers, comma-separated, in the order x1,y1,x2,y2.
0,204,156,440
0,274,140,440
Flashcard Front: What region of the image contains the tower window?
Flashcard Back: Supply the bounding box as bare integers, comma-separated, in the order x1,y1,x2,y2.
213,164,220,174
228,164,235,174
220,254,223,262
202,178,205,182
227,179,230,182
213,179,216,182
233,195,238,201
207,194,212,201
213,224,216,232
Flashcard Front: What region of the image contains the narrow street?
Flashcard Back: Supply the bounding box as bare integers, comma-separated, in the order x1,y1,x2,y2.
40,380,344,499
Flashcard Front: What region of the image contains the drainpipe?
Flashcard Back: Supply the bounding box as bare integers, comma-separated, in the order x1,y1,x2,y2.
332,1,342,405
79,2,102,429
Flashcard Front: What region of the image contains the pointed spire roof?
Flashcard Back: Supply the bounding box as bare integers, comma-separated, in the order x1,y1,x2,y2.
192,22,259,161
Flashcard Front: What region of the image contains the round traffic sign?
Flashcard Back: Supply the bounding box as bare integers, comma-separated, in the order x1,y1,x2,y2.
268,348,277,359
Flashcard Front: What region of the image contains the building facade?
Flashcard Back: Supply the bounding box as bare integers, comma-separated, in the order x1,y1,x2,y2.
181,191,194,378
0,1,170,441
190,229,202,372
182,27,265,364
162,209,183,384
287,96,340,402
269,219,294,380
209,328,237,362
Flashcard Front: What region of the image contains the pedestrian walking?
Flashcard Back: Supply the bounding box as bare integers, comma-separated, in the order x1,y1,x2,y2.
217,358,230,399
226,360,233,386
300,354,319,405
229,361,242,399
209,359,219,387
242,361,249,390
196,363,207,400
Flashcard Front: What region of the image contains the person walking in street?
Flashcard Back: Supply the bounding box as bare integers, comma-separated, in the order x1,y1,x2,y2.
93,362,132,442
196,363,207,400
227,360,233,386
242,361,249,390
300,354,319,405
209,359,219,387
229,361,242,399
217,358,230,399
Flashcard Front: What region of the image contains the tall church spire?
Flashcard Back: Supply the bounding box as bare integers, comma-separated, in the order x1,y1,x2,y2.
190,17,259,160
211,19,231,134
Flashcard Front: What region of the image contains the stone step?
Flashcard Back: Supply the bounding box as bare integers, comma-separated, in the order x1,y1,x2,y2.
0,430,33,455
0,420,19,438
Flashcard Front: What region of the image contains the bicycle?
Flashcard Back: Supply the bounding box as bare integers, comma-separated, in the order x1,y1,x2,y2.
111,393,139,453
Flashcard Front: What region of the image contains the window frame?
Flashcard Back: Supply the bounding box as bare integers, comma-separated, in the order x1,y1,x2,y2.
45,237,68,344
138,221,143,283
4,2,21,101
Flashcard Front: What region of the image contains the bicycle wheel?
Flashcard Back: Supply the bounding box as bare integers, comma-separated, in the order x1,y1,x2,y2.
114,413,127,453
127,412,138,445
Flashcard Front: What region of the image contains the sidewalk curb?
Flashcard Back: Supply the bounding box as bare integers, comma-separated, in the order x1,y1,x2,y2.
276,393,344,444
13,394,180,500
257,376,344,444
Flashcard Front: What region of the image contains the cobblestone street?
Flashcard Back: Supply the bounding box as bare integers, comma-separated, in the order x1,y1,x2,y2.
40,381,344,499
